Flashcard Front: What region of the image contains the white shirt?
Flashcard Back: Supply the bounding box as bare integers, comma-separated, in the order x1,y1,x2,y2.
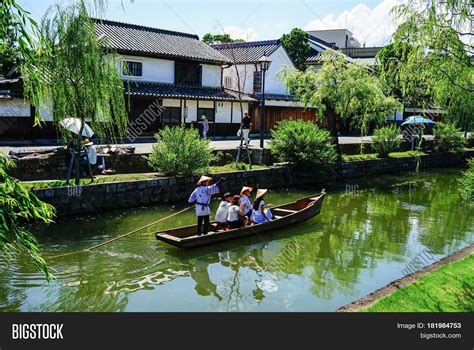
188,184,220,216
215,201,231,223
87,145,97,165
240,194,252,214
227,205,241,222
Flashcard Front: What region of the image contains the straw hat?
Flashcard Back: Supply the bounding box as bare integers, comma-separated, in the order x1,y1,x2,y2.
240,186,253,195
255,189,268,200
82,139,93,147
197,175,212,185
200,115,207,120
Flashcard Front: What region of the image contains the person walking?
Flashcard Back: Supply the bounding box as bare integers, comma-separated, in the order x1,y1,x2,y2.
189,175,225,236
201,115,209,139
241,111,252,145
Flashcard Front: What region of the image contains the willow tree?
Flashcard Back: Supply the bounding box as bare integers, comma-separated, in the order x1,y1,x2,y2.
279,51,400,155
0,153,56,279
39,0,128,184
388,0,474,134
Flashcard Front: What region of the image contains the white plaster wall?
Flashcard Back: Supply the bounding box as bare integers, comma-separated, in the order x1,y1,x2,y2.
0,99,30,117
162,99,181,108
202,64,221,88
118,55,174,84
222,64,255,94
266,46,294,95
231,102,249,123
198,100,214,109
184,100,197,122
215,102,231,123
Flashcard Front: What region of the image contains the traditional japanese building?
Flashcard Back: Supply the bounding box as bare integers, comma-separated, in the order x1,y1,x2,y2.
213,40,317,133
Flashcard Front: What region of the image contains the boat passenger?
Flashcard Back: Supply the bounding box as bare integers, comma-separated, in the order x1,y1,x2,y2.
215,192,233,228
240,186,254,223
250,189,273,224
189,175,225,236
226,195,248,229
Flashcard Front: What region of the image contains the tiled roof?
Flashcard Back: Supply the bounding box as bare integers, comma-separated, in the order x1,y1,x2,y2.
255,93,296,101
94,19,232,64
126,82,256,101
212,40,281,64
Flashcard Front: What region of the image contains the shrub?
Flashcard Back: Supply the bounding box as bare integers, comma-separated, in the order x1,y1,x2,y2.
148,126,216,176
371,125,401,157
433,122,466,153
270,120,337,166
459,158,474,202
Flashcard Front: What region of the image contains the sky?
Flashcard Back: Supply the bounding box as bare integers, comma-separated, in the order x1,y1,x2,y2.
18,0,403,47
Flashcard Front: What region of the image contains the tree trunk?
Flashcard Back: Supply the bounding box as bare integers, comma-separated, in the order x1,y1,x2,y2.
324,100,341,157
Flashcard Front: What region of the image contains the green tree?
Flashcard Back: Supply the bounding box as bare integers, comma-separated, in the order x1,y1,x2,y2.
280,51,400,155
0,153,56,280
387,0,474,134
202,33,245,44
372,125,402,157
0,0,46,124
280,28,311,71
270,120,337,167
38,1,128,184
148,126,216,176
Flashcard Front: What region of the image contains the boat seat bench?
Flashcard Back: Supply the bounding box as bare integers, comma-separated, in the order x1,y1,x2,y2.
272,208,297,215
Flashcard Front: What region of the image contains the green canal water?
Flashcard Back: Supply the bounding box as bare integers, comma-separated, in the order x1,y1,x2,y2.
1,168,473,312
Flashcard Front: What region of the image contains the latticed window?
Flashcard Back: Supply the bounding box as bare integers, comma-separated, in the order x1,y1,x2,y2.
253,70,262,94
123,61,143,77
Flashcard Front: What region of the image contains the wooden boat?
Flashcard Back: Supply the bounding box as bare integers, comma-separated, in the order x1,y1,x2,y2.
155,191,326,249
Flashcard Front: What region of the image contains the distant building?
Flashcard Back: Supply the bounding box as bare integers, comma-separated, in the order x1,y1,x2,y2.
307,29,361,49
213,40,318,132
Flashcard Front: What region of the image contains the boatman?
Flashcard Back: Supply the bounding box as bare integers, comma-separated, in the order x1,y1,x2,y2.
189,175,225,236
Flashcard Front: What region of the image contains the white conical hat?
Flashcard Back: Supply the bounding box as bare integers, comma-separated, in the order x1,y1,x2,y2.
240,186,253,195
255,189,268,200
197,175,212,185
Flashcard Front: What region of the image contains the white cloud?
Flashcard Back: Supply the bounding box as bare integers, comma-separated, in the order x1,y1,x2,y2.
304,0,403,47
223,26,260,42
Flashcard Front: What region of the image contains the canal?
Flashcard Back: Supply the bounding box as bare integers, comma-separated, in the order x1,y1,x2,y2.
1,168,472,311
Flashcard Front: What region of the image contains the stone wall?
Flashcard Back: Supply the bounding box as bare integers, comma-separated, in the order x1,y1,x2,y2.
33,150,474,217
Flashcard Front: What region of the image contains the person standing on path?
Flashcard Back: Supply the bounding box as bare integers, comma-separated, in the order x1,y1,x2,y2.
241,111,252,145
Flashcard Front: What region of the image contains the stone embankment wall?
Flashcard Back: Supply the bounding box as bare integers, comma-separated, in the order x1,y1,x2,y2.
33,150,474,216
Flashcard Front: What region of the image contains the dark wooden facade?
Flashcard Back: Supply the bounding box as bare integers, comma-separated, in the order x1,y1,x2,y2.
251,105,320,132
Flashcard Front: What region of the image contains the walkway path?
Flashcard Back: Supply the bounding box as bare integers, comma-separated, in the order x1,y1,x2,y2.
0,136,374,155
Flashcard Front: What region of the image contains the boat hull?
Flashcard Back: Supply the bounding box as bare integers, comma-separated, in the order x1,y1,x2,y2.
155,192,325,249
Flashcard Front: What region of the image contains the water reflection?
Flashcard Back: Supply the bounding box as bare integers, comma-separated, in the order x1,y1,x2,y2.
0,168,472,311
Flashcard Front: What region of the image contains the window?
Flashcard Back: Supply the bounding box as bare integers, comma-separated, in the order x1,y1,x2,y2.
161,107,181,127
175,61,201,86
123,61,143,77
224,76,233,88
253,71,262,94
198,108,214,122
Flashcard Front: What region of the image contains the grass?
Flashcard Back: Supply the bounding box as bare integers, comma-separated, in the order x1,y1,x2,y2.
210,163,267,173
22,163,269,190
366,254,474,312
342,150,426,162
23,173,159,190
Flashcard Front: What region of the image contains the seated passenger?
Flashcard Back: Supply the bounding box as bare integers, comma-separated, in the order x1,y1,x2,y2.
250,189,273,224
240,186,254,222
215,193,232,228
226,195,248,229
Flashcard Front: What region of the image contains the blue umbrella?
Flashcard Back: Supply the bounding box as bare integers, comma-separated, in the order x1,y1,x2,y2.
401,115,436,126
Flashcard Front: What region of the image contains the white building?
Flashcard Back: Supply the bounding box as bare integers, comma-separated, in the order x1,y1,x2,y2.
307,29,361,49
0,19,256,140
213,40,316,132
